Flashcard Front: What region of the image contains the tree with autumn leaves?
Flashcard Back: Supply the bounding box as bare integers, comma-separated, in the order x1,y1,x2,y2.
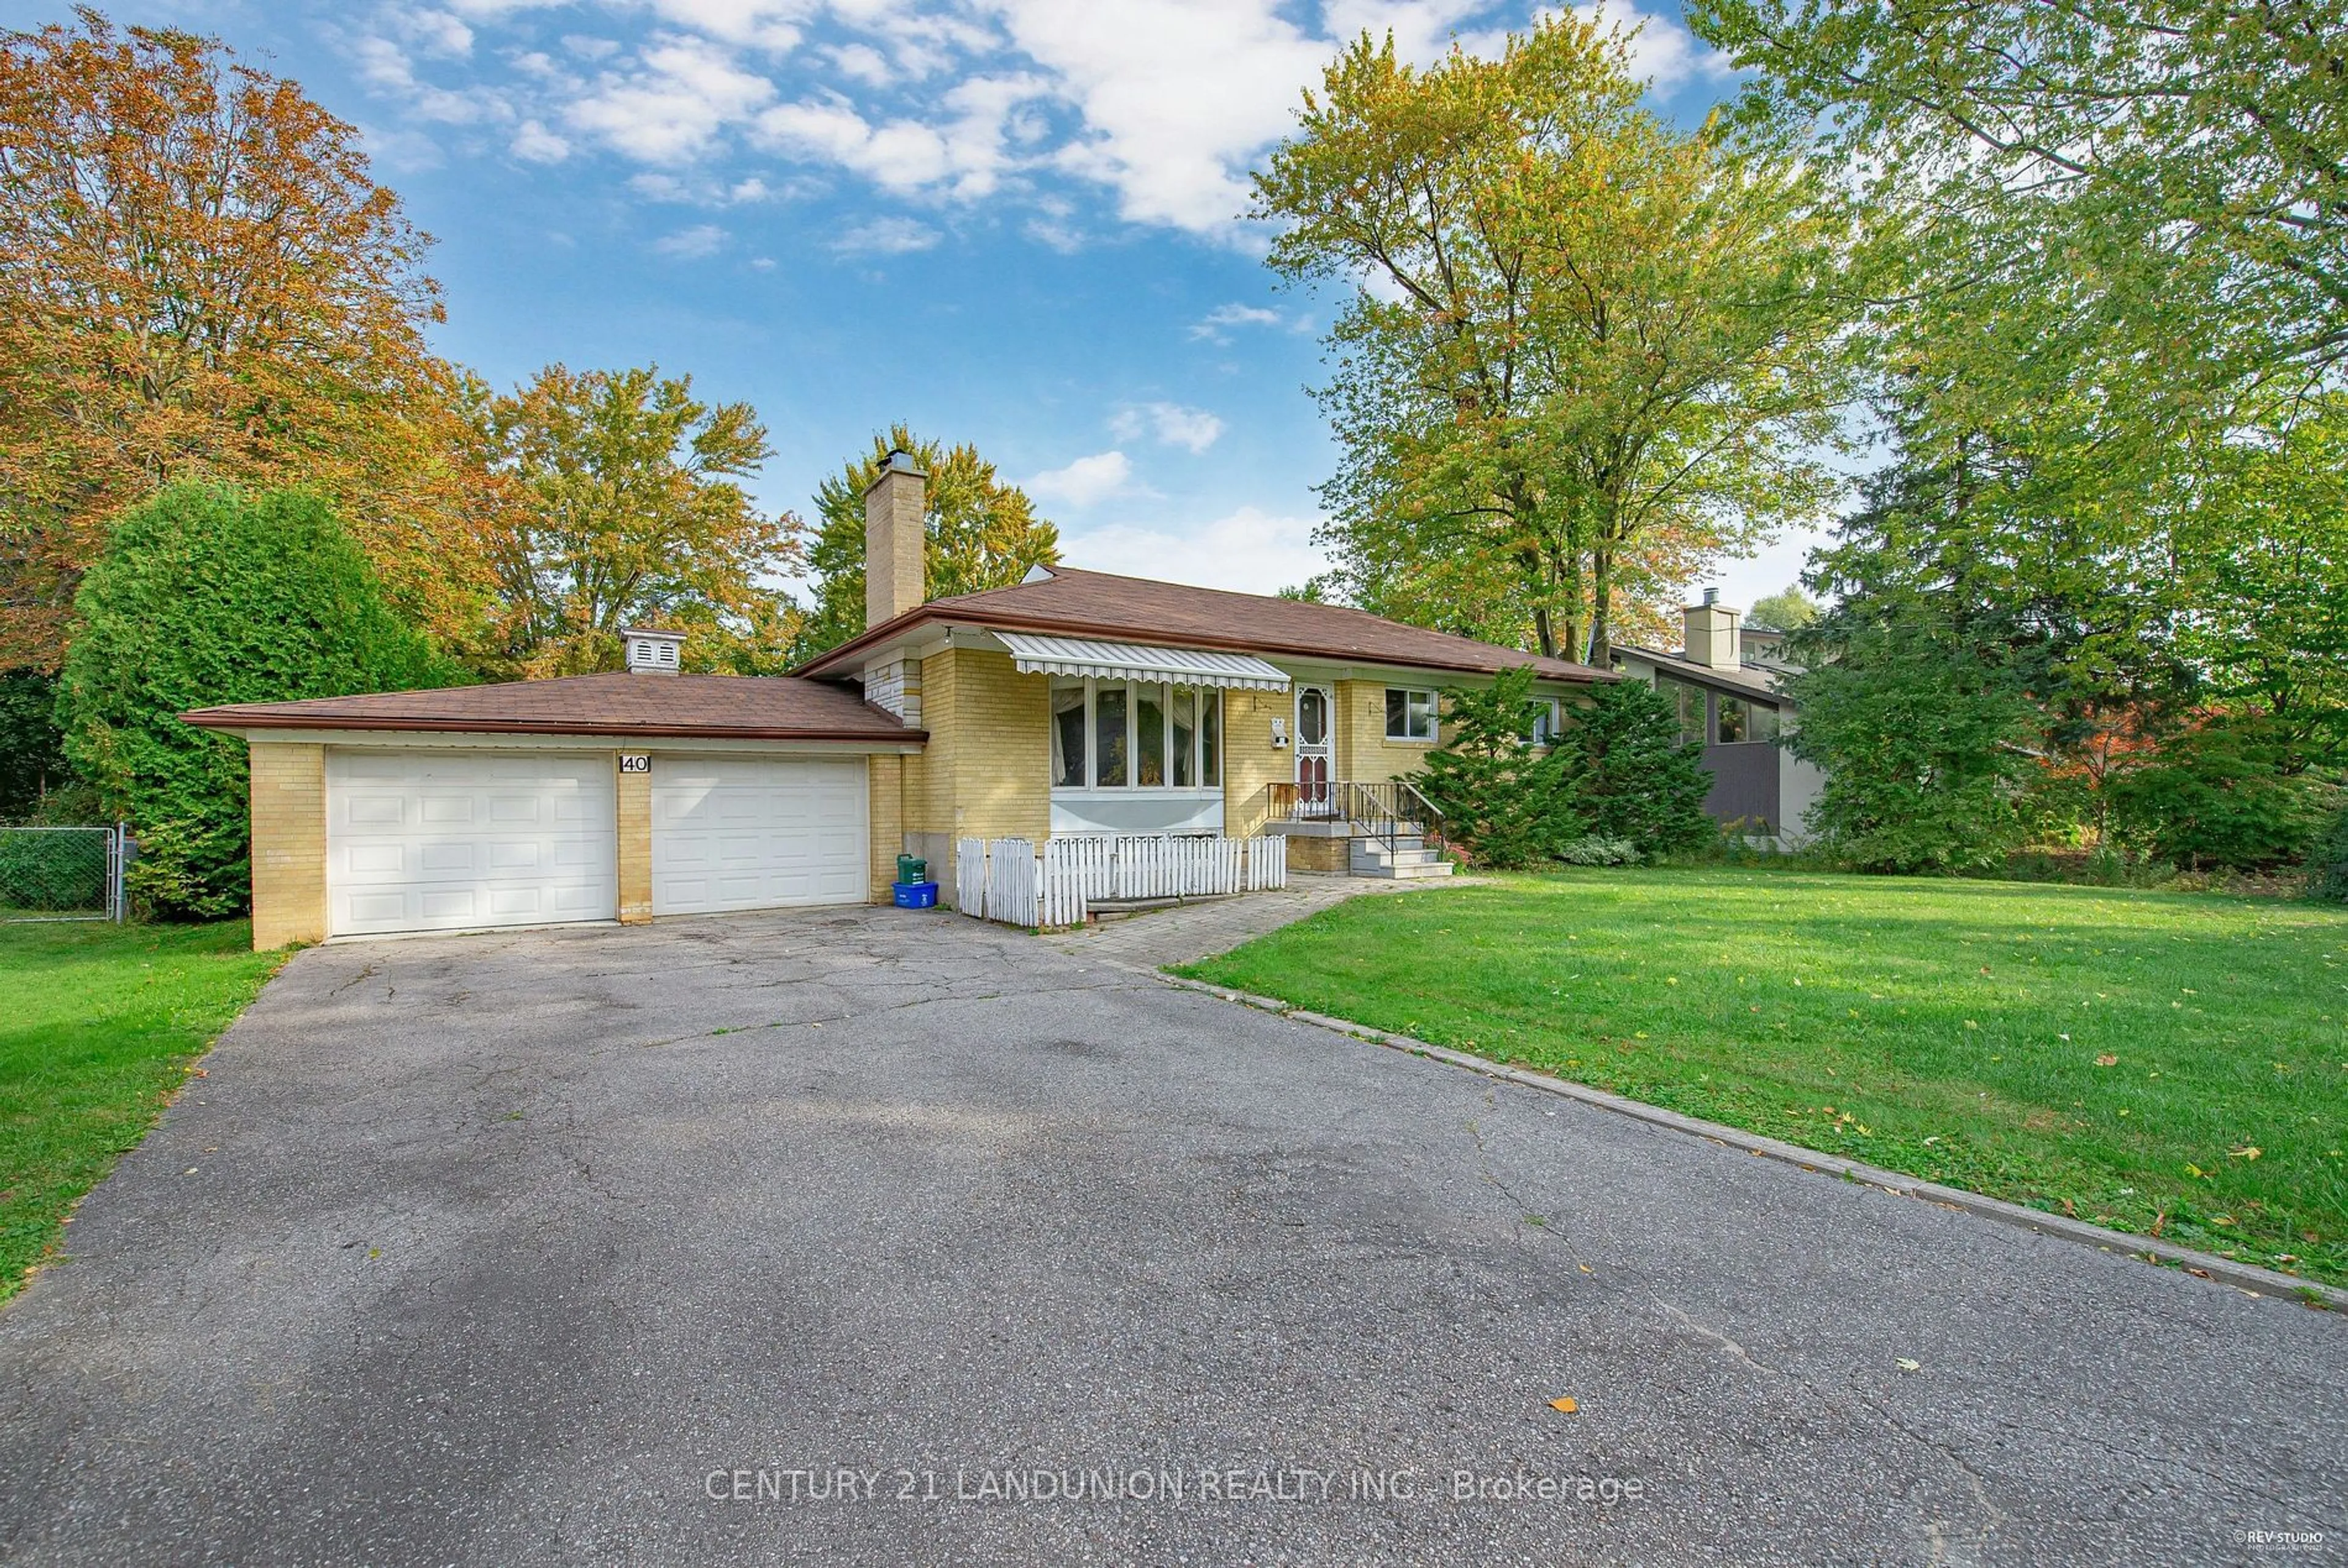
461,366,805,678
0,9,474,668
0,13,812,695
1253,17,1856,666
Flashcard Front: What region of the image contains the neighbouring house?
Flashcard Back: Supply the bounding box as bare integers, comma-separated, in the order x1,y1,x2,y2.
188,451,1608,948
1611,591,1827,843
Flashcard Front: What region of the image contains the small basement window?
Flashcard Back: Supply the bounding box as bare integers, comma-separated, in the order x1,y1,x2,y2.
1385,686,1438,742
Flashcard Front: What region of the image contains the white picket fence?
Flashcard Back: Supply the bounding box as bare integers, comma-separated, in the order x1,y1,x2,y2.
951,834,1288,929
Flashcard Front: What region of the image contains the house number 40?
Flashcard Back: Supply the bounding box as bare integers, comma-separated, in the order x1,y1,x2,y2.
619,754,651,773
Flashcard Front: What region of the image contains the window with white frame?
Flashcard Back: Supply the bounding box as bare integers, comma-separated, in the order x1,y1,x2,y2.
1049,677,1223,790
1384,686,1438,742
1528,698,1563,746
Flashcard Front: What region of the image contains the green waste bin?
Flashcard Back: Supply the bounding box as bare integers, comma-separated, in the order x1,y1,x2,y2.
896,853,928,886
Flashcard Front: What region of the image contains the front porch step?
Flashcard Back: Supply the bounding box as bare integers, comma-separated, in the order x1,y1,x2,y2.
1088,893,1238,921
1349,841,1454,878
1349,858,1456,879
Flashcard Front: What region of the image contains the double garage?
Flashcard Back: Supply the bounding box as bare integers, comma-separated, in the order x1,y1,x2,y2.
185,669,925,948
325,750,870,938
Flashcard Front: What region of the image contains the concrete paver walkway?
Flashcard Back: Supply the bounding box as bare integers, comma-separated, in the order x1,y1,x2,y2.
1041,872,1469,969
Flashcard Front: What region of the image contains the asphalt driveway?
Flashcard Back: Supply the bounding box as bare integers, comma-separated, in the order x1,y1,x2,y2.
0,907,2339,1566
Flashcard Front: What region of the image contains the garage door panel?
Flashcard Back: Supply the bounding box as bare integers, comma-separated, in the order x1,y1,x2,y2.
327,751,617,937
652,757,867,916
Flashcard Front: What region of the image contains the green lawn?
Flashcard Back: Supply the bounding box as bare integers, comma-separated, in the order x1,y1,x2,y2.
1180,869,2348,1289
0,921,284,1300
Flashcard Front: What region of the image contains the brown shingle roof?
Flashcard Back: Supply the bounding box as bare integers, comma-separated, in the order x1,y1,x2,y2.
182,673,922,743
1615,647,1791,704
796,566,1611,684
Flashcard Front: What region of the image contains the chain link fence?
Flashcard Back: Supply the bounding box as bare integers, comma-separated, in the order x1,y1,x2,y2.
0,825,129,922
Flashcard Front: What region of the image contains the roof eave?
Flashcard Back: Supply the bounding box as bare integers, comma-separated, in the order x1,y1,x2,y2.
794,603,1611,685
181,710,928,744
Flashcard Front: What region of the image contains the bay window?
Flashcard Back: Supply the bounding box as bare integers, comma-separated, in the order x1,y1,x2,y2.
1049,677,1226,790
1051,682,1087,787
1095,683,1128,786
1137,683,1167,786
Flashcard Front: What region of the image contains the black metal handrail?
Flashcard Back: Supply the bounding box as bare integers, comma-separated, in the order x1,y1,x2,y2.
1336,779,1443,859
1263,779,1444,859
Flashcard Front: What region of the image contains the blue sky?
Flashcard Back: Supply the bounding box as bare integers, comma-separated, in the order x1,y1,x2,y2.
7,0,1822,611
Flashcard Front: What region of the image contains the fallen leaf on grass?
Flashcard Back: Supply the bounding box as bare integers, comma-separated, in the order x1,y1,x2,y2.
2229,1146,2262,1161
2095,1055,2118,1067
1549,1397,1579,1413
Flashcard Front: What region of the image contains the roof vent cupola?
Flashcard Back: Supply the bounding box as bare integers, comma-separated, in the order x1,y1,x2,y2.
622,627,686,675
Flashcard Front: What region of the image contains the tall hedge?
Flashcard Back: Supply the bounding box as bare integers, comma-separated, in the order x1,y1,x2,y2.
58,482,459,918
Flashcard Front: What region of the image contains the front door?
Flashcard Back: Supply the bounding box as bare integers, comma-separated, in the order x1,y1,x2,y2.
1295,683,1334,812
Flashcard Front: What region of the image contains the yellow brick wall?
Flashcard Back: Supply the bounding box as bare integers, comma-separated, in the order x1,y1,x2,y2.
1335,679,1436,785
903,647,955,837
248,742,327,950
1221,686,1288,836
947,648,1050,841
866,754,903,902
616,759,652,924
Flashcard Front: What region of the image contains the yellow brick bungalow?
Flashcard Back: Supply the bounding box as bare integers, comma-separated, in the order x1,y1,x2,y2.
188,452,1608,947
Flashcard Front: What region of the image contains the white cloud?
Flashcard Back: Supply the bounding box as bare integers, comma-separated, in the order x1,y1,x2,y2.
1024,215,1084,252
1570,2,1732,90
1190,301,1297,342
986,0,1327,233
350,33,509,125
352,0,1724,246
1109,402,1224,454
512,118,570,161
1025,450,1133,509
753,71,1046,199
826,41,893,86
830,215,941,255
644,0,811,52
1061,506,1327,593
356,120,446,173
653,222,729,257
396,7,476,57
568,34,777,164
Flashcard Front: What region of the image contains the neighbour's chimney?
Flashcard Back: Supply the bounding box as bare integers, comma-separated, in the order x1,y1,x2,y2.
864,447,928,631
1682,593,1743,672
622,627,685,675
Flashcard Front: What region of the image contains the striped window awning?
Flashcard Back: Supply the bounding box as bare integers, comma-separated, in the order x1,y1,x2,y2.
994,633,1291,692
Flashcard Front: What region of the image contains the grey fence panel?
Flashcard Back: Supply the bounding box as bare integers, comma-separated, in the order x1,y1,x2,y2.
1,825,127,922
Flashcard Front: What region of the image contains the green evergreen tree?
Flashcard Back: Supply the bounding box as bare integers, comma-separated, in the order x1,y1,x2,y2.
1567,677,1716,856
59,482,459,918
1415,668,1583,868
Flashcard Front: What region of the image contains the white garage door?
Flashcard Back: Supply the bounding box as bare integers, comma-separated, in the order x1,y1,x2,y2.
327,751,618,937
652,756,868,915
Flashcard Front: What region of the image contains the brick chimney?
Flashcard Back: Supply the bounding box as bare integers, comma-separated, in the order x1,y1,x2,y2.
1682,589,1742,672
864,448,928,630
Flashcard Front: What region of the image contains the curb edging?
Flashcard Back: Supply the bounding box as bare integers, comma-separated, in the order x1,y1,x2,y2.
1154,972,2348,1314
